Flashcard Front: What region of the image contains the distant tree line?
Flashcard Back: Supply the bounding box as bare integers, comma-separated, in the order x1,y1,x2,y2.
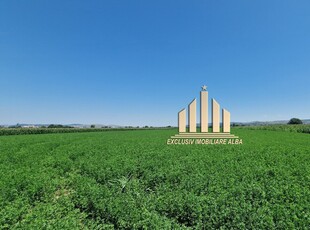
47,124,74,128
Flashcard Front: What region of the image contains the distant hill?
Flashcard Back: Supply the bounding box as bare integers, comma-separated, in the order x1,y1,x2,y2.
191,119,310,127
1,119,310,128
231,119,310,126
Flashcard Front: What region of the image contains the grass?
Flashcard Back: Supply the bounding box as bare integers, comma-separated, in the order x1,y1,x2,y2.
0,128,309,229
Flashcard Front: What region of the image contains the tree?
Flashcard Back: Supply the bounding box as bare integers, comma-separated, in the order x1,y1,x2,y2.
288,118,303,125
48,124,62,128
90,125,95,128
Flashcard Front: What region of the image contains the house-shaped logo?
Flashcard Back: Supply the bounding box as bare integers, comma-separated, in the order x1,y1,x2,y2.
167,85,242,145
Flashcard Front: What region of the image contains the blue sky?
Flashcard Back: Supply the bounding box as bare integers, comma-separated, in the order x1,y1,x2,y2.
1,1,310,126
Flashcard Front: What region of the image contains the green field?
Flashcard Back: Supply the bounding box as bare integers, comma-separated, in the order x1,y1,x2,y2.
0,128,309,229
